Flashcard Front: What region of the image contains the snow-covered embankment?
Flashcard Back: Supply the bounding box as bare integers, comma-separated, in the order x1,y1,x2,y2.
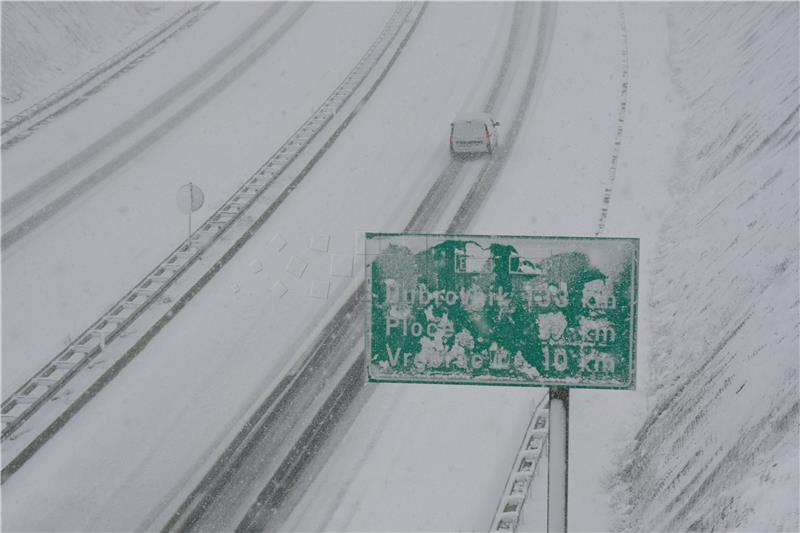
1,2,183,109
611,4,798,531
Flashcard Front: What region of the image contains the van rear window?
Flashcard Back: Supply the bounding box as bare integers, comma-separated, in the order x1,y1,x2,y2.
453,120,485,138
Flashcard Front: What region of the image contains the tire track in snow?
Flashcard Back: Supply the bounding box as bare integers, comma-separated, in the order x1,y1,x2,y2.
447,3,555,232
595,4,630,236
405,1,526,232
1,2,296,249
311,386,400,531
484,4,527,114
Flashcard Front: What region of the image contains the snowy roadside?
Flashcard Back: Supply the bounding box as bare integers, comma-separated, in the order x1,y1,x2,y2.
609,3,799,532
1,2,187,112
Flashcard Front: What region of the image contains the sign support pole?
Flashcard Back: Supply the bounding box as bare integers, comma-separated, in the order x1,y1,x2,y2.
187,182,193,251
547,387,569,533
176,181,204,253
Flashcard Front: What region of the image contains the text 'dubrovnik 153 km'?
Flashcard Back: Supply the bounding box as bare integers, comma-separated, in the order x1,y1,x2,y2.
365,233,639,389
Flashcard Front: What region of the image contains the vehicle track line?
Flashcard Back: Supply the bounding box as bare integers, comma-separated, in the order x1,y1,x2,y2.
448,3,555,233
1,2,290,241
237,354,366,533
484,2,526,114
405,0,526,232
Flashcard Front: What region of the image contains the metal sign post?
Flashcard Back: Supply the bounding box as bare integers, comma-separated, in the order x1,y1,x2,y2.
176,182,205,252
547,387,569,533
188,197,192,249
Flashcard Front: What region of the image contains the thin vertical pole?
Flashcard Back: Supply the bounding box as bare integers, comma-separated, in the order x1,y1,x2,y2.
547,387,569,533
187,182,193,251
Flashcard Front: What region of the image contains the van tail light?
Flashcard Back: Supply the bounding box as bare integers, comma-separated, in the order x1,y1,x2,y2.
485,125,491,142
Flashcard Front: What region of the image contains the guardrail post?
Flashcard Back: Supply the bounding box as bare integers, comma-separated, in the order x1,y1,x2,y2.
547,387,569,533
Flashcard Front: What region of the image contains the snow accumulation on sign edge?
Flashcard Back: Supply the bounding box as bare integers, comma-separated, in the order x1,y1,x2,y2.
366,233,639,390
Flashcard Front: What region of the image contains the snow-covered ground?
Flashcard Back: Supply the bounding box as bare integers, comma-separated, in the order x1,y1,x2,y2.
1,1,392,395
1,1,184,110
608,4,799,532
1,1,797,532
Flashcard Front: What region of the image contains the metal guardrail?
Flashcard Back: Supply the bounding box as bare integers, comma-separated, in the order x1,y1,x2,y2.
1,3,413,440
1,3,210,142
489,395,550,532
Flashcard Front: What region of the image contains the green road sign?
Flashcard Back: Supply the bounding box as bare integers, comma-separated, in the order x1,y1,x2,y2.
366,233,638,390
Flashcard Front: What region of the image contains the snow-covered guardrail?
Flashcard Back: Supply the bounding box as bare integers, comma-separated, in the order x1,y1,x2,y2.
1,3,212,146
489,395,550,532
0,3,414,441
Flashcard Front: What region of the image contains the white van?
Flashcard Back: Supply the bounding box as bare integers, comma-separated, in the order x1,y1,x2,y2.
449,112,500,156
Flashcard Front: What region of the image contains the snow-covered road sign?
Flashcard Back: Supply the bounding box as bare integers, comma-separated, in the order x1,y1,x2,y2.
366,233,638,389
176,183,205,214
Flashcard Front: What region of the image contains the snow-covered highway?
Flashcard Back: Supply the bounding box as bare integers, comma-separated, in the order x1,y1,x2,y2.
1,1,797,532
1,2,390,395
3,2,551,530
